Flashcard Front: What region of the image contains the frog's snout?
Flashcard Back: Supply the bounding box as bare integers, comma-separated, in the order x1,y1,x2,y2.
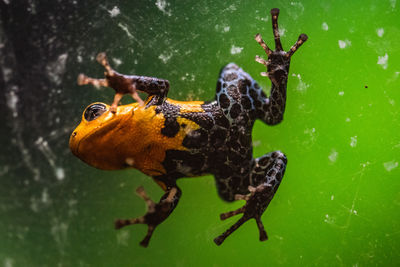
69,130,80,156
69,102,109,156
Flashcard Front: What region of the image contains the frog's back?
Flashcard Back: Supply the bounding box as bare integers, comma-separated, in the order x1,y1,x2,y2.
154,64,263,190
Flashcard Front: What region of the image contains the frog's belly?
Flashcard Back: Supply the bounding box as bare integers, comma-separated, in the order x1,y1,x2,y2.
163,149,209,177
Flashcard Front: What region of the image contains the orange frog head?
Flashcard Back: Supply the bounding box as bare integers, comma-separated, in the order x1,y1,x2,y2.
70,102,164,172
69,100,194,176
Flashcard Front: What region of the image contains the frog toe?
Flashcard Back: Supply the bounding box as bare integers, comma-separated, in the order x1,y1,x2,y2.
96,52,115,76
255,216,268,241
77,73,108,88
114,217,156,247
114,217,144,229
214,216,248,246
286,33,308,58
219,206,245,220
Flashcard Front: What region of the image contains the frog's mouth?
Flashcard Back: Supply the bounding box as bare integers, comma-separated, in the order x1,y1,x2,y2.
69,117,124,170
69,131,80,156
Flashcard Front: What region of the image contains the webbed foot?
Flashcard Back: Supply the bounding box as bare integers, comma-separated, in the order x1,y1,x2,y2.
254,8,308,86
115,186,181,247
214,184,274,246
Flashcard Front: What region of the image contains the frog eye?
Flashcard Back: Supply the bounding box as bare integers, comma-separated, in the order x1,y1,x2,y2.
84,103,107,121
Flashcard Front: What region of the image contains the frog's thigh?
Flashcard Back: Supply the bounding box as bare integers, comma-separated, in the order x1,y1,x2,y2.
250,151,287,191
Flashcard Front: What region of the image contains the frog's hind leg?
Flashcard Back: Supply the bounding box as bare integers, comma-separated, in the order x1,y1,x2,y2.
214,151,287,245
115,185,182,247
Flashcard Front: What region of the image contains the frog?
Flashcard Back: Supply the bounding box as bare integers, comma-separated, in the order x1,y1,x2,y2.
69,8,307,247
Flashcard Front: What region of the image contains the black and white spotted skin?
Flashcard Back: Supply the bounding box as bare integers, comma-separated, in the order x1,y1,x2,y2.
72,8,308,247
159,62,289,202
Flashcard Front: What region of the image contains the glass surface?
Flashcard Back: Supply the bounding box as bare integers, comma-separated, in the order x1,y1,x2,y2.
1,0,399,266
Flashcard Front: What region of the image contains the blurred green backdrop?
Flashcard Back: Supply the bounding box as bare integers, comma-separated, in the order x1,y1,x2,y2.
1,0,399,266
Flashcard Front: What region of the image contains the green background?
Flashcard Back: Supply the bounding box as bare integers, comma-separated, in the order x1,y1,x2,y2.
1,0,399,266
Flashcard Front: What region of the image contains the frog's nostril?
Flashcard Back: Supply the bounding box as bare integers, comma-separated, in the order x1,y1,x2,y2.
72,131,77,137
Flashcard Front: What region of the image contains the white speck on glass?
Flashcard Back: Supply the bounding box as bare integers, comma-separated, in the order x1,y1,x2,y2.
159,52,172,63
55,167,65,181
329,149,338,163
117,230,130,246
383,160,398,172
390,0,396,9
230,45,243,55
155,0,172,16
278,27,286,36
4,258,14,267
376,28,384,37
377,53,388,69
108,6,120,17
293,73,309,92
350,136,357,147
338,39,351,49
112,57,122,66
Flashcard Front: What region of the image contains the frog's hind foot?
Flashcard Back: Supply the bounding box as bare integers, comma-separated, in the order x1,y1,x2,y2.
115,185,181,247
114,186,157,247
214,185,270,246
254,8,308,85
214,151,287,245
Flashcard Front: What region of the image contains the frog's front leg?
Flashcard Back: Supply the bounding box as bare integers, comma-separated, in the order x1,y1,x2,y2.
255,8,307,125
78,53,170,112
115,184,181,247
214,151,287,245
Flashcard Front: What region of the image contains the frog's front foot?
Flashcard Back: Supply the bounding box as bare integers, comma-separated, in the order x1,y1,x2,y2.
77,52,144,113
214,184,274,246
115,186,181,247
254,8,307,86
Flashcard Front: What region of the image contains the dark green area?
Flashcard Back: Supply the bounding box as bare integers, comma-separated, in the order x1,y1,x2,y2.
1,0,399,266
